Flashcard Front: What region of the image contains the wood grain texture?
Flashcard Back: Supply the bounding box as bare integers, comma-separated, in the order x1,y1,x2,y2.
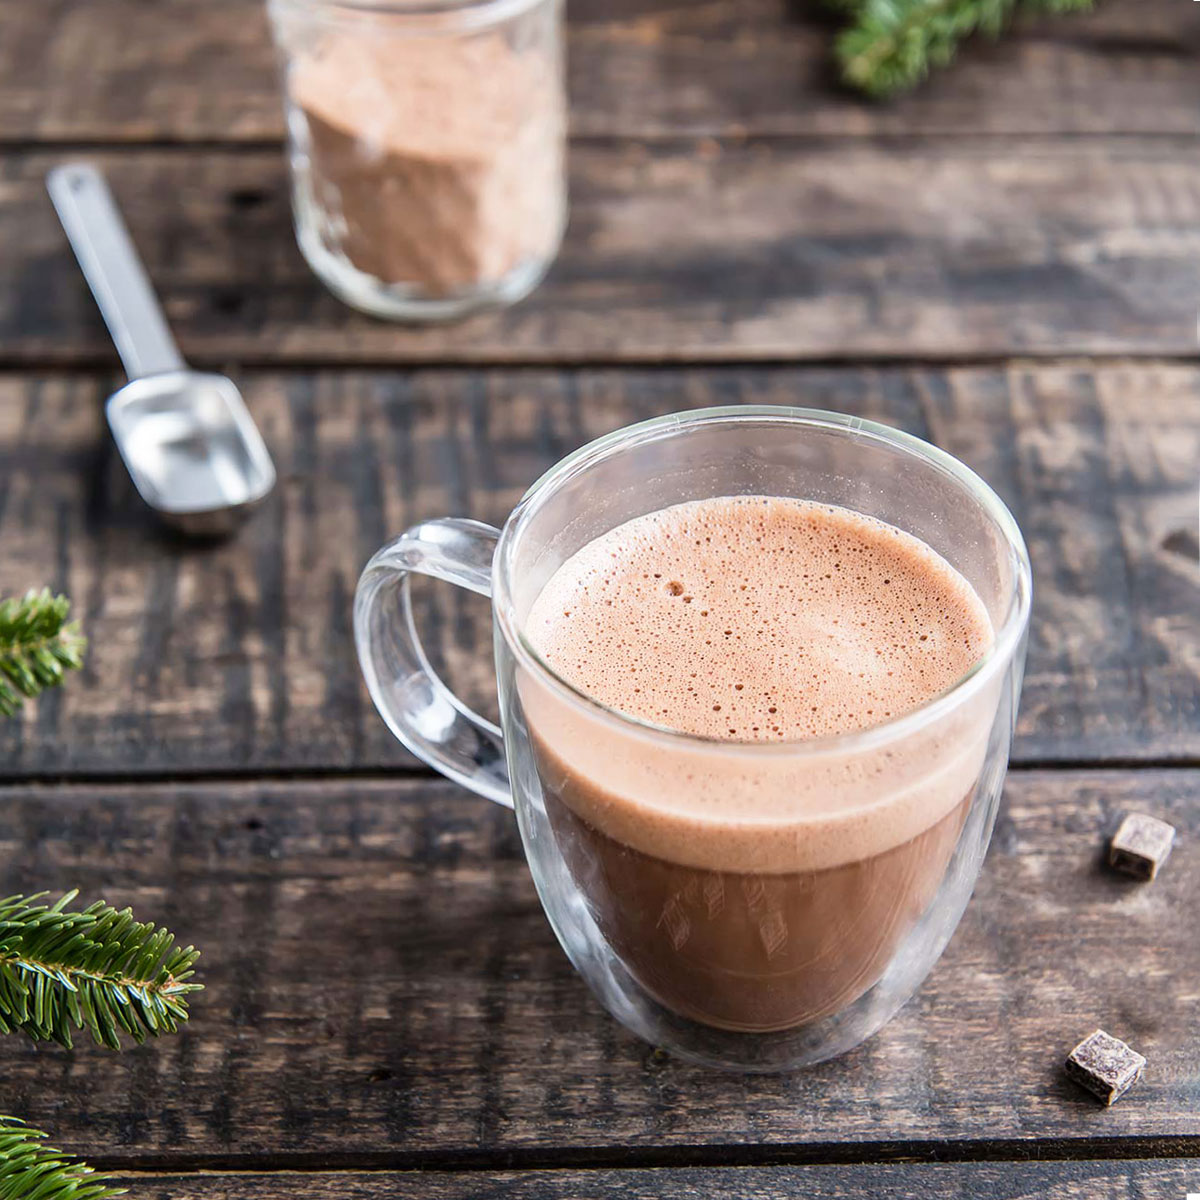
1,770,1198,1161
3,142,1199,365
1,364,1196,776
102,1161,1200,1198
1,0,1196,142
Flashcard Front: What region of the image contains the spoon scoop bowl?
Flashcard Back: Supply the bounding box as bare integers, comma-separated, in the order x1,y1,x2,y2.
48,162,275,536
107,372,276,536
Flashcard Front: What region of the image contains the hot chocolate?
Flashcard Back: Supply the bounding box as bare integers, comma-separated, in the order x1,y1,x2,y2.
523,497,994,1031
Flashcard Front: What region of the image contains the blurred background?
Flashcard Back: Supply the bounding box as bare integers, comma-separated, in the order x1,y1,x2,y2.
1,0,1197,365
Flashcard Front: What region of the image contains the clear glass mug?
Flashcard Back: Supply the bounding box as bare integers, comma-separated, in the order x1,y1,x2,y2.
354,408,1032,1071
267,0,566,321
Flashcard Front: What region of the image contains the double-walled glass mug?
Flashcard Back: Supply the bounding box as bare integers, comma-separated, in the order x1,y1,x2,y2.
354,408,1032,1071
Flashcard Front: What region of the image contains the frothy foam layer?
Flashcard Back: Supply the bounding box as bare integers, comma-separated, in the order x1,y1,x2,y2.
528,496,992,741
520,497,997,873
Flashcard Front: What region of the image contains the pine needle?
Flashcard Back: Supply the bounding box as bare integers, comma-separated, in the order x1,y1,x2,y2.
833,0,1095,98
0,1117,124,1200
0,892,201,1051
0,590,86,718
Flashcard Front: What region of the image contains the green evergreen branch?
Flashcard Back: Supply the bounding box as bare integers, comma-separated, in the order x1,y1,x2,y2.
833,0,1094,98
0,892,201,1050
0,1117,124,1200
0,590,86,718
0,598,187,1197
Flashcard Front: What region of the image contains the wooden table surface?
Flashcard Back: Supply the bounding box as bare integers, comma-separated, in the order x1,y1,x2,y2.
1,1,1198,1195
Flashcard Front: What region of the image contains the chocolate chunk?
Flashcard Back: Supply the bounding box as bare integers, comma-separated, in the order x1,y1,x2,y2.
1109,812,1176,880
1065,1029,1145,1105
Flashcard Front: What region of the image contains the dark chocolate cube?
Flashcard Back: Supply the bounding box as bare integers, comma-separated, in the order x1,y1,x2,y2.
1109,812,1176,880
1065,1029,1145,1105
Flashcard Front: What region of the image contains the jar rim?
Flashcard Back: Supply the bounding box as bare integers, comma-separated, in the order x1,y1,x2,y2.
269,0,553,31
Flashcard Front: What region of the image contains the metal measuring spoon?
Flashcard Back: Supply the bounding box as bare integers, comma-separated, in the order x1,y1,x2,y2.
47,163,276,537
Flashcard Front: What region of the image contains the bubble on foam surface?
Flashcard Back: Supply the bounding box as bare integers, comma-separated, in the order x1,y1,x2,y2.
526,496,993,741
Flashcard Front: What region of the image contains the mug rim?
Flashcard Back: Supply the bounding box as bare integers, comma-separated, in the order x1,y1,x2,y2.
493,405,1032,758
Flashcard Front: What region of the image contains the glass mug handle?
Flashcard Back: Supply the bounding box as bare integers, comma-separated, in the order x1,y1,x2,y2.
353,519,511,807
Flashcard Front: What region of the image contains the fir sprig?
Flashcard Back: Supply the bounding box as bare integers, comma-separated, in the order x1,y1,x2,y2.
0,599,187,1199
834,0,1095,98
0,590,86,718
0,1118,124,1200
0,892,201,1050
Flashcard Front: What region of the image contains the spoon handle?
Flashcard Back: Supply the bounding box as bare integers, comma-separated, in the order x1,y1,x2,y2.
47,163,185,380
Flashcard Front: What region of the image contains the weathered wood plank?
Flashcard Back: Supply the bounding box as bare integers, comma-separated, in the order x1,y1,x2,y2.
0,364,1195,776
2,143,1198,364
1,0,1195,142
1,770,1197,1160
101,1162,1200,1198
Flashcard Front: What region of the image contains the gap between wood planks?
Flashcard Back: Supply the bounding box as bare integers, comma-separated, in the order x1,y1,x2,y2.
1,353,1199,375
0,757,1197,790
75,1134,1200,1175
3,130,1199,153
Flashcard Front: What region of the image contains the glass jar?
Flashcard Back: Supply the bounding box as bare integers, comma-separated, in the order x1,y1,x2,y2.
267,0,566,321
